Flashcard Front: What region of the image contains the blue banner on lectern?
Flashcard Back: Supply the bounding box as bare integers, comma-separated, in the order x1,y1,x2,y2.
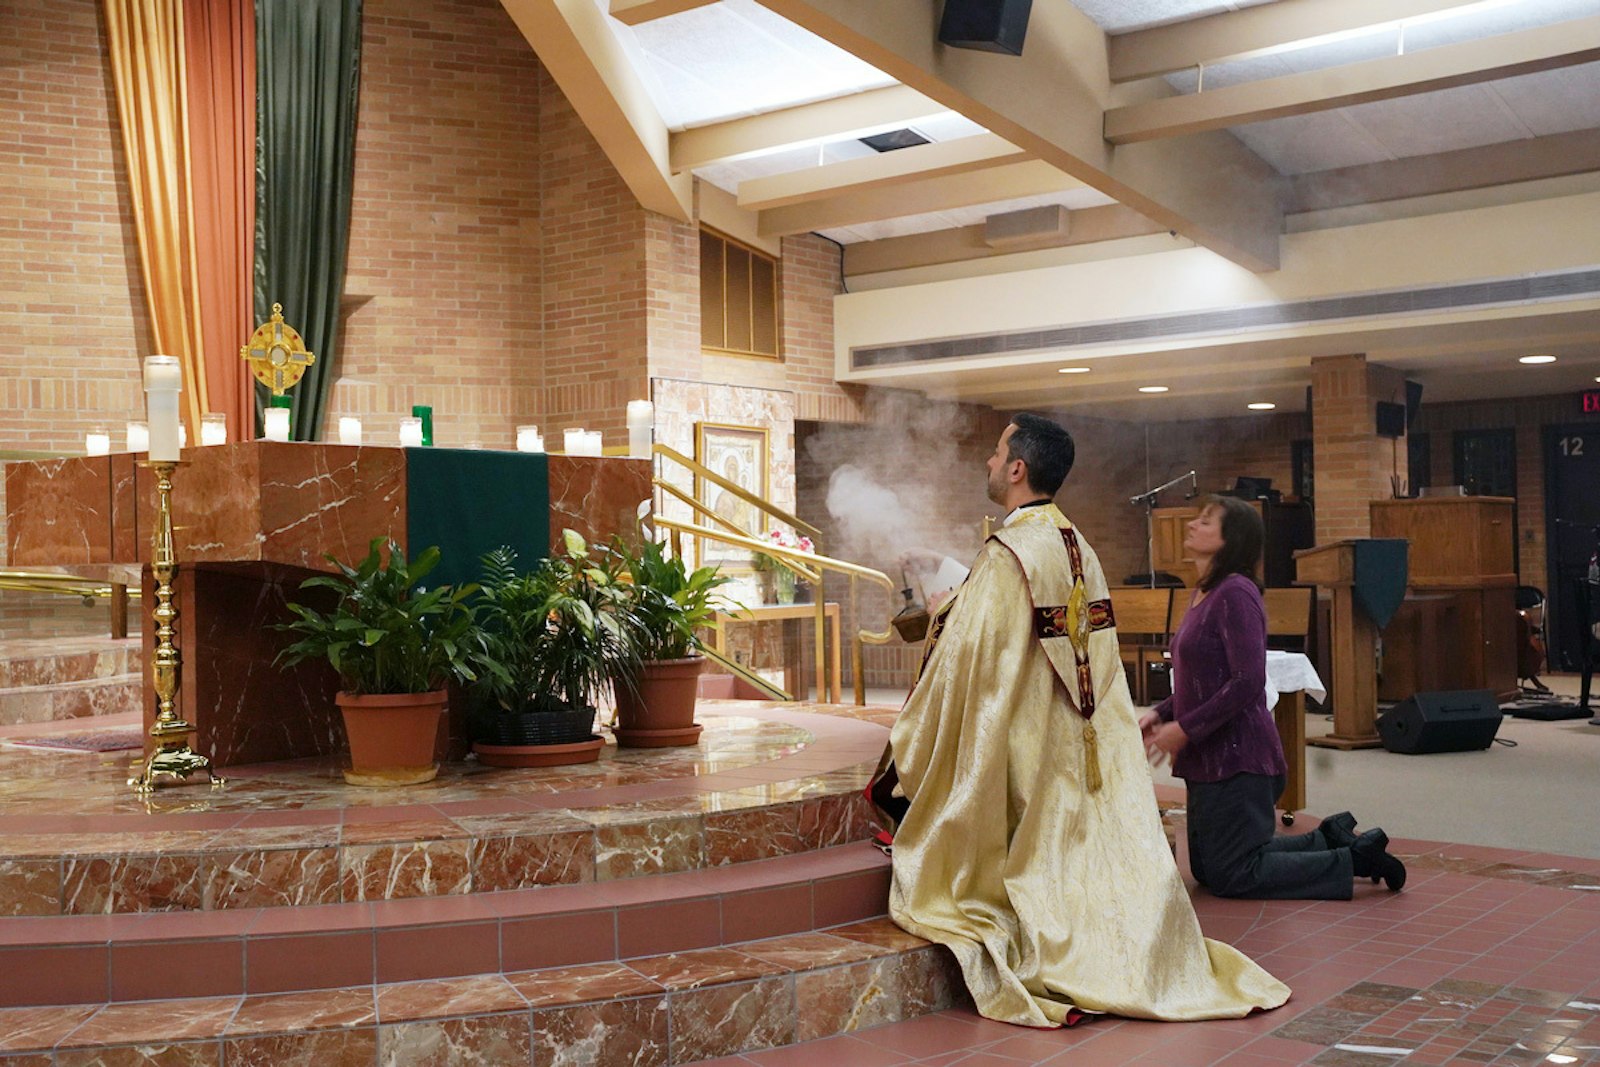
1353,538,1409,630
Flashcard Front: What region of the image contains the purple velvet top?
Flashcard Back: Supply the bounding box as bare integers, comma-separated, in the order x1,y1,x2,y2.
1155,573,1286,784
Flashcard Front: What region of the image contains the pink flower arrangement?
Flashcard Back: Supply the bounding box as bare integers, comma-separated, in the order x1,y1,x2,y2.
754,528,813,571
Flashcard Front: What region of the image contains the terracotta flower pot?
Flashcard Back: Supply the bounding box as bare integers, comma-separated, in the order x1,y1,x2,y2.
613,656,705,747
473,737,605,768
336,690,447,787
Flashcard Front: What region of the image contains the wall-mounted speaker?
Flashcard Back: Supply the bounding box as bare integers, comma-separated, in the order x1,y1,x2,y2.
1404,379,1424,425
1377,690,1502,754
1375,400,1407,439
938,0,1033,55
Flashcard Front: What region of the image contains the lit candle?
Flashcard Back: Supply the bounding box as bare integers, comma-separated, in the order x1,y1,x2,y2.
201,413,227,446
516,425,543,453
338,416,363,445
178,423,188,449
399,416,424,448
85,428,111,456
563,428,585,455
142,355,182,462
582,430,604,456
125,421,149,453
263,407,291,442
626,400,653,459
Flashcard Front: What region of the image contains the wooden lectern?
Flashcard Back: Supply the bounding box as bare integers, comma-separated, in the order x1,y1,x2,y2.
1295,541,1384,749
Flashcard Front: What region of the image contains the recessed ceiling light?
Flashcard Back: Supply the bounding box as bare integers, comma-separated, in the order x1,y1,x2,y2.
1057,366,1091,374
1247,402,1276,410
1519,354,1557,364
1138,386,1169,394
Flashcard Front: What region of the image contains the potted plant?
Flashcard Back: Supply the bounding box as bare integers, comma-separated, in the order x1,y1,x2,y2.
612,538,735,747
276,538,482,786
753,528,814,604
469,530,642,767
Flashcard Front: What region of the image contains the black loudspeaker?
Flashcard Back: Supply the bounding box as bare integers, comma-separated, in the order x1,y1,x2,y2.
1404,379,1423,425
938,0,1033,55
1377,690,1502,754
1375,401,1407,439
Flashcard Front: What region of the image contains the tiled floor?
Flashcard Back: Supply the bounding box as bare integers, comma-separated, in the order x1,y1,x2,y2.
698,847,1600,1066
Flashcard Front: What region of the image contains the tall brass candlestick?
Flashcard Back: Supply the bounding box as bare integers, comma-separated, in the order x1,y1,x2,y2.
129,461,224,794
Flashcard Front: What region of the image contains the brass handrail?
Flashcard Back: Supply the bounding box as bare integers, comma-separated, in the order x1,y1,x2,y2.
653,516,898,705
0,570,141,601
653,479,822,585
698,644,792,701
654,443,821,542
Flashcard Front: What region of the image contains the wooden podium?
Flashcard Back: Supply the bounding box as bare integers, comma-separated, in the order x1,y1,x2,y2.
1295,541,1385,750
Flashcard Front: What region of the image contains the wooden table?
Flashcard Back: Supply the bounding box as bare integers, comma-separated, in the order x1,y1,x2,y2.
710,602,841,703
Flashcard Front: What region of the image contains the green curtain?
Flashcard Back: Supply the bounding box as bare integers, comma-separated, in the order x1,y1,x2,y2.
253,0,361,440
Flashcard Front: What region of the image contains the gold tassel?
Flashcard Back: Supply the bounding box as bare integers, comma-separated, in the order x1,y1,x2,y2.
1083,718,1102,793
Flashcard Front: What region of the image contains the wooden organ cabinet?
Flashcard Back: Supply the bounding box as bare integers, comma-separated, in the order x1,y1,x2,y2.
1370,497,1519,702
1151,501,1315,588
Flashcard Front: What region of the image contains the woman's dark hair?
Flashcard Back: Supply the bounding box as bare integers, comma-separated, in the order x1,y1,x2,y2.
1006,413,1076,496
1198,494,1263,593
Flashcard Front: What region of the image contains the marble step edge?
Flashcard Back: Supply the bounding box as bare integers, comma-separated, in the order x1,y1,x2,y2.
0,842,896,1007
0,643,141,688
0,782,881,917
0,917,960,1064
0,673,141,699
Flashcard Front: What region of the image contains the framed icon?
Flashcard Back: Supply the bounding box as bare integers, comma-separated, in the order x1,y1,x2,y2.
693,421,769,570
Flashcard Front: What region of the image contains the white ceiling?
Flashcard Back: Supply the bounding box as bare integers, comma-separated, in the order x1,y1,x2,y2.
588,0,1600,417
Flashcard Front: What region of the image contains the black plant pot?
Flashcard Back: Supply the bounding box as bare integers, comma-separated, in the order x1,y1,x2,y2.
480,703,597,746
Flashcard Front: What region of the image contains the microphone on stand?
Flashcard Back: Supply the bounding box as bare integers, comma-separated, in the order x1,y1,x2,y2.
1183,471,1198,500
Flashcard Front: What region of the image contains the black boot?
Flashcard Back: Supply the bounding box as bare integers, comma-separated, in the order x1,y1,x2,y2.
1318,811,1358,850
1350,829,1406,891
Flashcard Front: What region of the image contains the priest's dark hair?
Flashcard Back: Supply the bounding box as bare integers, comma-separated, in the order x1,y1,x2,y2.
1006,413,1076,496
1198,494,1264,593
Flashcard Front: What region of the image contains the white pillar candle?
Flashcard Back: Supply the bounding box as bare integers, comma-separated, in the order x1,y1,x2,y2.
201,413,227,446
263,407,291,442
338,416,363,445
626,400,653,459
125,421,149,453
563,428,585,455
85,429,111,456
516,425,543,453
142,355,182,462
178,423,188,449
399,416,424,448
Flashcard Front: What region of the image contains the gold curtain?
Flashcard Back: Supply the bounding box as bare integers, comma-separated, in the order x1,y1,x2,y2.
183,0,255,443
103,0,210,433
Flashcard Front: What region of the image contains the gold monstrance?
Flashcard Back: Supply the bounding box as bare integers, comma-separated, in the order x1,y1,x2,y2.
241,302,315,396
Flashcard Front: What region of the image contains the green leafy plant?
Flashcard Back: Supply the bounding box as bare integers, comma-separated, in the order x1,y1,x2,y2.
275,538,484,695
473,530,644,715
617,538,734,662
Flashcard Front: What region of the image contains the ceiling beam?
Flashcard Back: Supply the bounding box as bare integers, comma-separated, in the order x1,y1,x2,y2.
1106,16,1600,144
736,133,1028,210
1108,0,1495,83
1289,128,1600,213
608,0,716,27
756,159,1082,236
670,84,947,172
749,0,1284,270
500,0,691,220
842,204,1165,275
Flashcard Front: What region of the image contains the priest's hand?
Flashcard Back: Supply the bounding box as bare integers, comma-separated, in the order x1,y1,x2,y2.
1147,721,1188,761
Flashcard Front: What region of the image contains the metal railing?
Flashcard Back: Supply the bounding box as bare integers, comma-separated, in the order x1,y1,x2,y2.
650,441,899,704
0,569,140,638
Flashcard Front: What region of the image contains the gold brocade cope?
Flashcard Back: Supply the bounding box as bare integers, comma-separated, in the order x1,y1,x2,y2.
886,504,1289,1027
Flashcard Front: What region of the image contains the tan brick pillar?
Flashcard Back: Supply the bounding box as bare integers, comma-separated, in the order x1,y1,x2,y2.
1310,354,1408,543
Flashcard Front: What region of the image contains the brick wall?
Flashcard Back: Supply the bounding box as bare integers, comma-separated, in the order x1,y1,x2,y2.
0,0,148,559
328,0,547,449
1310,354,1407,542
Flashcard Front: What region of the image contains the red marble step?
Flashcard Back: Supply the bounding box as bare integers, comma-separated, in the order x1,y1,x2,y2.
0,673,142,726
0,919,959,1065
0,842,894,1007
0,636,140,688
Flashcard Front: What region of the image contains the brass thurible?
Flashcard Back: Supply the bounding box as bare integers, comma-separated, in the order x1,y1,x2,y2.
129,460,224,794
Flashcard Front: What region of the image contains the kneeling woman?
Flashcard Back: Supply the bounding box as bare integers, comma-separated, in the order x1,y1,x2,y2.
1140,496,1406,899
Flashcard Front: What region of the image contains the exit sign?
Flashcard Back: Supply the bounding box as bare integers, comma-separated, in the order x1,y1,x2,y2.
1585,390,1600,414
